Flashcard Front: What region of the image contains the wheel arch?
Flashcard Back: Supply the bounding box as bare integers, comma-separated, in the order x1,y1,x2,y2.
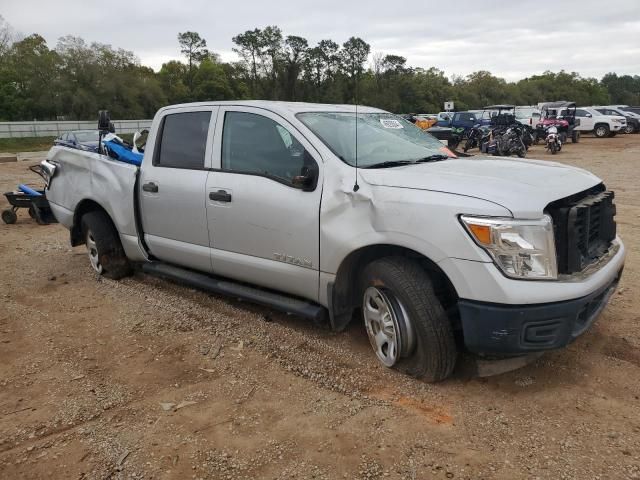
71,199,116,246
327,244,459,332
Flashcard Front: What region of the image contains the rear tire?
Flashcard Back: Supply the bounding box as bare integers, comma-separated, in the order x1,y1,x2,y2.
594,124,609,138
81,210,132,279
360,257,457,382
571,131,580,143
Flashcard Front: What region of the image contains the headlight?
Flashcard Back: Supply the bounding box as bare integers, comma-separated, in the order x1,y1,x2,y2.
460,215,557,280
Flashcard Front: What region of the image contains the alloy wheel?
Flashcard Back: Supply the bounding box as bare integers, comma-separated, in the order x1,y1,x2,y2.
362,287,415,367
86,231,103,274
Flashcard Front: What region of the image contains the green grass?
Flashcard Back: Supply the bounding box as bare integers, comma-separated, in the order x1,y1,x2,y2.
0,133,135,153
0,136,56,153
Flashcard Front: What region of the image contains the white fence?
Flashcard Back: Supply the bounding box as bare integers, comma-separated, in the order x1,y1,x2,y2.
0,120,152,138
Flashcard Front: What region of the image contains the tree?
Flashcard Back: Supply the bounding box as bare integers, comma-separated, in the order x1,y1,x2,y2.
341,37,370,79
601,73,640,105
341,37,370,103
178,31,209,95
283,35,308,100
158,60,189,104
259,26,283,98
382,55,407,74
193,58,233,101
0,15,16,59
232,28,263,96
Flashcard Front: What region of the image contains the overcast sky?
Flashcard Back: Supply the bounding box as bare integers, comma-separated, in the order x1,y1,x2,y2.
2,0,639,81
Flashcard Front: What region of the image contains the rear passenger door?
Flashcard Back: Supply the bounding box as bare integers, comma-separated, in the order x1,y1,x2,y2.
139,107,217,272
205,106,323,301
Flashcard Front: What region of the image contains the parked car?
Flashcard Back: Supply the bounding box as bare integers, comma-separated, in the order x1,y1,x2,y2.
54,130,100,152
619,105,640,116
593,106,640,134
437,111,490,129
41,101,625,382
434,111,453,126
513,106,541,127
571,107,626,138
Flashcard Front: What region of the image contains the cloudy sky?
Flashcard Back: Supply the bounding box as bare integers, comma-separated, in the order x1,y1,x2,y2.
3,0,639,80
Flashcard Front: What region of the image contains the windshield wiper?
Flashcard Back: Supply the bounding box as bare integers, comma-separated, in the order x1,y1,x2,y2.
362,160,416,169
363,155,450,169
413,154,450,163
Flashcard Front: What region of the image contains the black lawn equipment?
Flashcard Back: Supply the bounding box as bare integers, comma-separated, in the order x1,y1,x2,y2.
2,165,57,225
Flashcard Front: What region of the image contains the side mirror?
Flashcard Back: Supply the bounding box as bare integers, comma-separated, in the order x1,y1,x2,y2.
292,165,317,191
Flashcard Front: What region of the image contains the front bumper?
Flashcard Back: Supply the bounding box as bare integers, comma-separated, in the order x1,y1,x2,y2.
458,267,622,355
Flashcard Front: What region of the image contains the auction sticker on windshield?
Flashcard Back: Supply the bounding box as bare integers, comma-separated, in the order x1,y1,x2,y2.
380,118,404,129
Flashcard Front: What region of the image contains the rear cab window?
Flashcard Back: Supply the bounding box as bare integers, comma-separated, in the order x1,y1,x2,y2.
155,111,211,169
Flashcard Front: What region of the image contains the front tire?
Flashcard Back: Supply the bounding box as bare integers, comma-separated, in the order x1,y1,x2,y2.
594,124,609,138
624,125,634,134
361,257,457,382
81,210,132,279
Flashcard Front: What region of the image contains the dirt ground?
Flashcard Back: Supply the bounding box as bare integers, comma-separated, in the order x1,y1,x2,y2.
1,136,639,480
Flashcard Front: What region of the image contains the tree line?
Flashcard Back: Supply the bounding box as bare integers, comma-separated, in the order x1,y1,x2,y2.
0,17,638,122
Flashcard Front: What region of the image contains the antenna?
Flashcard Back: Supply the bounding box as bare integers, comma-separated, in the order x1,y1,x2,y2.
353,71,360,192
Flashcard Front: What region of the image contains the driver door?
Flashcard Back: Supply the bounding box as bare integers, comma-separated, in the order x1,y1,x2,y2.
205,106,323,301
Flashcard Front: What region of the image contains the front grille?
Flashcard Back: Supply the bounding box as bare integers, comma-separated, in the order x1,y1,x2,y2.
547,184,617,274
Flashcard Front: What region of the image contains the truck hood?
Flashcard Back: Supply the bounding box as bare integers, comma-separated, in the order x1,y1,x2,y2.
360,157,601,218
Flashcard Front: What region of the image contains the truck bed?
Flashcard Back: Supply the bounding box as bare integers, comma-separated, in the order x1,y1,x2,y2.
44,146,143,259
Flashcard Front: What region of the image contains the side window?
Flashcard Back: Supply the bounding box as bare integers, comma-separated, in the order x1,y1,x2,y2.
222,111,314,186
156,111,211,169
575,109,587,117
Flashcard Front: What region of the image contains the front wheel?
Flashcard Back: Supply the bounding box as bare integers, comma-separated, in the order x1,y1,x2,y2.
81,210,132,279
594,124,610,138
361,257,457,382
624,125,634,134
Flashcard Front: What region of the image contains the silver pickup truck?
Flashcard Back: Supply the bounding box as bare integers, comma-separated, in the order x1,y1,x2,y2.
42,101,625,381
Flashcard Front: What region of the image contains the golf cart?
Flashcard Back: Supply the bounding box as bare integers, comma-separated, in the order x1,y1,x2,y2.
484,105,517,128
535,101,581,144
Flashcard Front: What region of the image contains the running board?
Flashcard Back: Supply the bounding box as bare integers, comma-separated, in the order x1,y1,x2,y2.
141,262,327,322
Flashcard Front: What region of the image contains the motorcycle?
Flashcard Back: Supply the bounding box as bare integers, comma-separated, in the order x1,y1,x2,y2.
544,125,562,154
463,125,488,152
495,126,527,158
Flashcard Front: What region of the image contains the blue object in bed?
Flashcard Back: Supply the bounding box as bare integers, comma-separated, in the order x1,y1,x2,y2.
104,140,143,166
18,184,42,196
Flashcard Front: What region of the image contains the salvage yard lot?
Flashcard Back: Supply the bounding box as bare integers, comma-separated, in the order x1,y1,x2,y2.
1,137,639,479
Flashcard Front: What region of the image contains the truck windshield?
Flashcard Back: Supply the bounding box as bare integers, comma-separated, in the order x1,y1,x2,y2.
297,112,450,168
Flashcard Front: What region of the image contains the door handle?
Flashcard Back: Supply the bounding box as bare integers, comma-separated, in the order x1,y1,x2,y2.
209,190,232,202
142,182,158,193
